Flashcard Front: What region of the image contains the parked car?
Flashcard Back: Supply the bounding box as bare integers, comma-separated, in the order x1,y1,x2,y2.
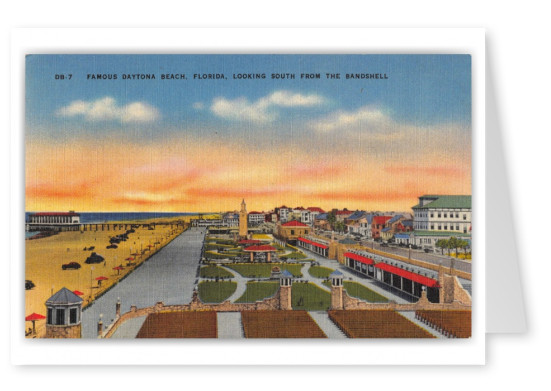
25,280,35,290
381,242,389,247
62,262,81,270
85,252,105,264
424,248,431,253
106,244,118,249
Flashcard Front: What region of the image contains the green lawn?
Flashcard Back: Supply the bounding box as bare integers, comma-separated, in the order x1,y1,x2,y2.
292,282,331,311
225,263,303,278
235,281,279,303
322,280,388,303
199,265,234,279
197,281,237,303
280,251,307,260
308,266,335,278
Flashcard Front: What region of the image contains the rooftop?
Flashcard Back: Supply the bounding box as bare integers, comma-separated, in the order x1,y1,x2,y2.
412,195,472,210
46,287,83,305
281,220,308,227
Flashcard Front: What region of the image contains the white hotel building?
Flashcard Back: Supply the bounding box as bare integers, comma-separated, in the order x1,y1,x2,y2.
412,195,472,250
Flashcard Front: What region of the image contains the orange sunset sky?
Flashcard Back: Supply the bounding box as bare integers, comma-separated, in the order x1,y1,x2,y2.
25,55,471,213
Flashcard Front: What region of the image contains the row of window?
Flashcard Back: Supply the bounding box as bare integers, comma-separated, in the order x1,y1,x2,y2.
416,212,469,220
47,307,79,326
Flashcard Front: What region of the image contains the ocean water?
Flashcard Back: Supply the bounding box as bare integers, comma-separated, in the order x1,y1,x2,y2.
25,212,198,224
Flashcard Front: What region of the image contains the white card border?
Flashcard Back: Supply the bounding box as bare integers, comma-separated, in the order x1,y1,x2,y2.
10,27,485,365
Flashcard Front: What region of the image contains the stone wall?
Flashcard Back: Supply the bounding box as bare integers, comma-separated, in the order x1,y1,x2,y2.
45,324,81,338
103,288,285,338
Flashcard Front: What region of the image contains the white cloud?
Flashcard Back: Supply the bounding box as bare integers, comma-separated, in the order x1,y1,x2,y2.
210,90,326,123
57,97,159,123
309,106,389,133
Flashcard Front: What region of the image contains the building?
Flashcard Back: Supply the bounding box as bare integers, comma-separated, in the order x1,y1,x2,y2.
275,206,291,223
248,211,265,226
306,207,324,222
239,199,248,238
276,220,311,244
412,195,472,234
223,212,239,227
45,287,83,338
314,213,331,231
26,211,81,231
372,215,392,239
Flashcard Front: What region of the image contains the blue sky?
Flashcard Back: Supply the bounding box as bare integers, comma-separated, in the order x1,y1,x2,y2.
26,54,471,137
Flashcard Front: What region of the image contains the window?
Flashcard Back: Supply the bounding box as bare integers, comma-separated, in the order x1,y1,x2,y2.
304,230,308,235
463,214,467,220
70,308,77,324
438,213,441,218
444,225,448,230
430,213,434,218
47,308,53,325
56,308,65,325
438,225,441,230
444,213,447,218
456,225,460,231
290,230,294,235
431,225,434,230
455,213,459,218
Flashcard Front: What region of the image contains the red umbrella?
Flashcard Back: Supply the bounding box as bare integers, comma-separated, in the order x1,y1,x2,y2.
73,290,84,296
95,276,108,286
25,313,46,335
112,266,123,275
125,257,134,261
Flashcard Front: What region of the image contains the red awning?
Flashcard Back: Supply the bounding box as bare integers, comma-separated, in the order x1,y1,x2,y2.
375,263,440,288
344,252,374,265
298,237,328,249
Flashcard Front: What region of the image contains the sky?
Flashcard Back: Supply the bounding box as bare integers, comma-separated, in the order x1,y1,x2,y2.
25,54,471,213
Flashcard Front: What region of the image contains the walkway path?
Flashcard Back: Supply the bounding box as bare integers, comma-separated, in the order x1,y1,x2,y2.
81,227,206,338
217,265,250,302
308,311,347,339
217,312,244,338
109,315,147,339
299,249,410,304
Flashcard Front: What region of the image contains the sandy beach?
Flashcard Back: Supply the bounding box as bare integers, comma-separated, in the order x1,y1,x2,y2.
24,215,206,337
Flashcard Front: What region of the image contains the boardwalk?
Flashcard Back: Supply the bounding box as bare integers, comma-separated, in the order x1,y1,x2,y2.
81,227,206,338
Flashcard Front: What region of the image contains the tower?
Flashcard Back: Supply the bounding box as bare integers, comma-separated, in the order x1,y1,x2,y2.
45,287,83,338
279,270,293,310
239,199,248,239
330,270,344,310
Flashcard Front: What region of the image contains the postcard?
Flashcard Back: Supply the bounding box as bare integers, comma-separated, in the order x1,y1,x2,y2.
24,53,473,340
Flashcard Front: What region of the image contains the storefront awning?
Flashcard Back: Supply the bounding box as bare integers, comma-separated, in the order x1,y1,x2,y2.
343,252,374,265
374,263,440,288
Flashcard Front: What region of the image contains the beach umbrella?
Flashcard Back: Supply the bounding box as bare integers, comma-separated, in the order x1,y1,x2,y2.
25,312,46,335
125,257,134,261
95,276,108,286
73,290,84,296
112,266,123,275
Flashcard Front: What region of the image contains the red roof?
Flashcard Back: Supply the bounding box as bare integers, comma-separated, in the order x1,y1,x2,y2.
373,216,392,225
344,252,374,265
248,211,264,215
307,207,325,213
294,207,305,210
32,212,79,216
243,245,277,252
335,210,353,215
374,263,440,288
282,220,308,227
298,237,329,249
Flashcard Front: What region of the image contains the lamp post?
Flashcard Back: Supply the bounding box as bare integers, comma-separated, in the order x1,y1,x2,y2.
408,244,412,260
90,266,94,300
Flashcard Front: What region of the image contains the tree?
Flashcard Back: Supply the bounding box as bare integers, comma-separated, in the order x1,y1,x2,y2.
335,221,346,233
435,239,448,255
448,237,460,257
327,211,336,229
